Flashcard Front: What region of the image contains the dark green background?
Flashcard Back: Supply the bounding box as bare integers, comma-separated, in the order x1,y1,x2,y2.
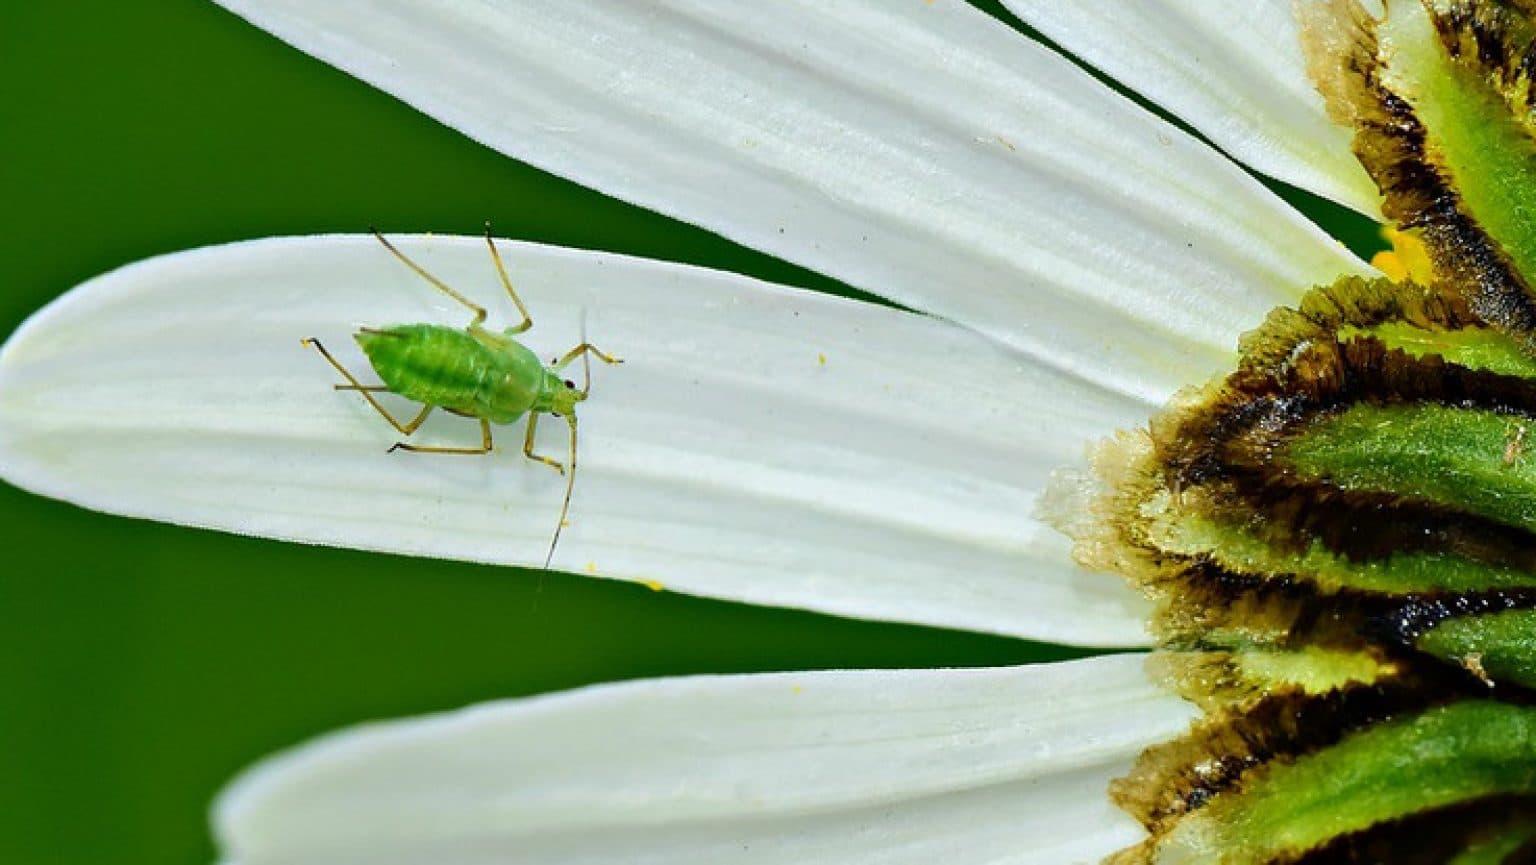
0,4,1378,864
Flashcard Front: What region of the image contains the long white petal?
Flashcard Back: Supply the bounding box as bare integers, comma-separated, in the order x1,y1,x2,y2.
1000,0,1381,216
216,654,1193,865
0,235,1153,645
212,0,1372,406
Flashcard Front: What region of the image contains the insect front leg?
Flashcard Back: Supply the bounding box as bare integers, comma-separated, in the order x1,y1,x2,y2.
551,342,623,396
552,343,623,369
303,338,434,436
389,418,495,456
521,412,567,475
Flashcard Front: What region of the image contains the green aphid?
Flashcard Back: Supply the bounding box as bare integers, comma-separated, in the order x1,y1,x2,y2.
303,227,621,568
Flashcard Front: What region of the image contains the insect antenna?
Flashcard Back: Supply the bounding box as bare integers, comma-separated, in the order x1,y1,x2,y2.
543,414,579,570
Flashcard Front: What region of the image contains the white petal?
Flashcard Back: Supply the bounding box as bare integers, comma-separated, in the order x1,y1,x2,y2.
216,654,1194,865
213,0,1373,406
0,235,1153,645
1000,0,1381,216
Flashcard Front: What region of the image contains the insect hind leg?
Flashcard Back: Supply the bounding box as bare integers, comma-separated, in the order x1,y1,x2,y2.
302,337,433,436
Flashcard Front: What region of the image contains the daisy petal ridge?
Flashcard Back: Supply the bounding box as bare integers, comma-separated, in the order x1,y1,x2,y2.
215,654,1196,865
1001,0,1382,217
212,0,1374,406
0,235,1154,645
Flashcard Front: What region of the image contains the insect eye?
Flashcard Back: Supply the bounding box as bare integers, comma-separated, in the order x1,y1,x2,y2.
564,379,576,389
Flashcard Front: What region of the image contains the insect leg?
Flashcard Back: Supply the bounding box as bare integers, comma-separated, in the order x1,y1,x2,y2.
483,222,532,335
371,228,489,328
552,343,623,369
521,412,567,474
333,384,390,392
303,338,434,435
551,343,624,396
389,418,494,455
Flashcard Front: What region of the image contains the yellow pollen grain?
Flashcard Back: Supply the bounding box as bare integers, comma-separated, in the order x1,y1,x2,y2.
1461,653,1492,686
1370,225,1435,285
585,561,597,574
639,579,665,592
817,353,827,366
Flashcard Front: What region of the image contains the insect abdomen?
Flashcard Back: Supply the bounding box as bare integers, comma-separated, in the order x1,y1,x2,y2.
355,324,507,417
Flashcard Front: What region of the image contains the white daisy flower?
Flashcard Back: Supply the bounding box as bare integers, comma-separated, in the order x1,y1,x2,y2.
0,2,1408,863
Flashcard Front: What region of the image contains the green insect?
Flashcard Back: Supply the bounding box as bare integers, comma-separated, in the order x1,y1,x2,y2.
303,227,621,568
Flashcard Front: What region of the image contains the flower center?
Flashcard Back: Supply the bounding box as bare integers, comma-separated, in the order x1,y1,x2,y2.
1083,2,1536,861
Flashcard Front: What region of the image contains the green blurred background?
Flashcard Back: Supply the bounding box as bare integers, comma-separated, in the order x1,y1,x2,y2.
0,4,1379,864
